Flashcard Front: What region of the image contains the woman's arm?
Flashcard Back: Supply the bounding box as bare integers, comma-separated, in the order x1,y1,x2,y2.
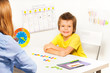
14,51,37,73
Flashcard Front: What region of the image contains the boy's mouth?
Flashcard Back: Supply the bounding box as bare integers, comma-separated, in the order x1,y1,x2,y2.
63,31,69,33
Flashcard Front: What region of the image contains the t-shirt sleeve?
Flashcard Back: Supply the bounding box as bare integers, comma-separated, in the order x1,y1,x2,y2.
51,35,59,45
69,35,81,50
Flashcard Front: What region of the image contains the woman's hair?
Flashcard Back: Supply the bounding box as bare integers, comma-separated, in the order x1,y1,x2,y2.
0,0,14,37
58,12,77,33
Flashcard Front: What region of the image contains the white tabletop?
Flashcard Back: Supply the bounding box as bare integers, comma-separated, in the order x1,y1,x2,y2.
24,46,109,73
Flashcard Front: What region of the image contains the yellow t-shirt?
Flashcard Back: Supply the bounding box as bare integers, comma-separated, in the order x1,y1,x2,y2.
51,33,87,58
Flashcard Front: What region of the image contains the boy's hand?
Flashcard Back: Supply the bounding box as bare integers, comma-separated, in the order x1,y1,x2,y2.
44,43,52,52
43,44,47,52
59,51,66,57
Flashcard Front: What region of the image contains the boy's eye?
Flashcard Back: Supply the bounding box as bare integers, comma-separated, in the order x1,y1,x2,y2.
61,25,64,27
68,26,71,27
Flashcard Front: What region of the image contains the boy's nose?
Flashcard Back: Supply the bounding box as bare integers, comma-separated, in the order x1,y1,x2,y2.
64,27,68,30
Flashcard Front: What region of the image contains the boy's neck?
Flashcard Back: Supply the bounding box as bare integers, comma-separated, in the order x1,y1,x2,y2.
63,35,72,41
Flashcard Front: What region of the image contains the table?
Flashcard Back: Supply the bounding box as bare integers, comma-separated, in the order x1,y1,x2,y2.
24,46,109,73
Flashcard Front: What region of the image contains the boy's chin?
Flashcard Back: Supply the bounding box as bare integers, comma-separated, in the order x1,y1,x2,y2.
63,35,70,37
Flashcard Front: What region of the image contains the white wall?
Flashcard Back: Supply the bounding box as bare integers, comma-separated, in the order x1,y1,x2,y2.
79,0,110,61
9,0,53,29
9,0,81,30
79,1,110,72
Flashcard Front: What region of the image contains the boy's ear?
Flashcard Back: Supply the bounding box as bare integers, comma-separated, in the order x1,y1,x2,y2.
58,28,60,31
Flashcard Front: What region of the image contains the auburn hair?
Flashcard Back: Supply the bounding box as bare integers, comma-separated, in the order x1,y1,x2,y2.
58,12,77,33
0,0,14,37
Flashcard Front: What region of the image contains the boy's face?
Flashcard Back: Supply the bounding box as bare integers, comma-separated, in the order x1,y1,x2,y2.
59,19,73,38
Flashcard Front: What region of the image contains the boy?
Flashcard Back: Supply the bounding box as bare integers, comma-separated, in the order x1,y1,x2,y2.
44,12,87,58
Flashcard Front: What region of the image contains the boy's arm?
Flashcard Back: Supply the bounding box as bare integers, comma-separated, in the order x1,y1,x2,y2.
44,42,65,51
45,46,74,57
64,46,74,55
45,48,65,57
50,42,66,51
49,42,75,54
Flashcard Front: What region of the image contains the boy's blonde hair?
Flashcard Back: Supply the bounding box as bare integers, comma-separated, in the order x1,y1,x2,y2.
0,0,14,37
58,12,77,33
